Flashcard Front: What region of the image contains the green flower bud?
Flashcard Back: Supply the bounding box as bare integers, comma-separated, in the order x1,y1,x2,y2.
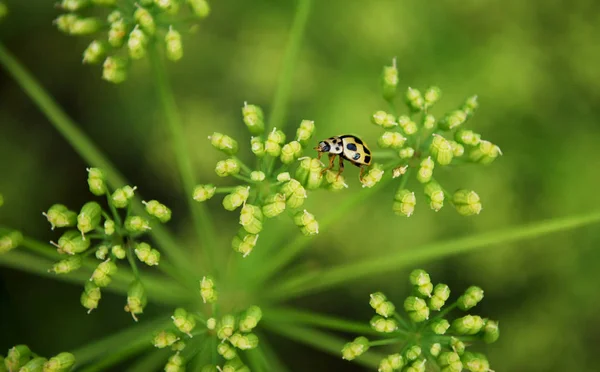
81,282,101,313
96,244,109,260
55,14,77,33
461,95,479,116
409,269,430,286
361,164,384,188
69,16,101,35
453,315,484,335
237,333,259,350
217,314,236,340
430,319,450,335
370,315,397,333
392,166,407,179
280,141,303,164
439,110,467,131
206,317,216,330
215,158,241,177
369,292,387,309
164,353,184,372
450,141,465,157
399,147,415,159
143,200,172,223
265,129,286,157
86,168,106,196
379,353,404,372
405,345,421,361
374,300,395,318
450,337,465,355
43,352,75,372
424,86,441,107
405,87,424,112
223,186,250,211
404,296,429,322
209,132,239,155
188,0,210,18
77,201,102,237
110,244,125,259
165,27,183,61
107,10,122,23
424,181,445,212
108,19,128,47
393,189,416,217
173,308,196,336
461,352,489,372
102,56,128,84
323,170,348,191
430,343,442,357
452,190,482,216
341,336,369,361
20,356,47,372
128,26,148,60
5,345,31,371
406,359,427,372
454,129,481,146
154,331,179,348
430,134,454,165
483,319,500,344
135,242,160,266
423,114,436,130
200,275,217,303
55,230,90,255
398,115,418,135
125,215,151,233
91,259,117,287
232,230,259,257
457,286,484,311
438,351,462,372
469,140,502,165
381,59,398,100
249,136,265,158
250,171,265,182
378,131,407,149
239,204,263,234
193,184,216,202
293,210,319,236
134,7,156,35
242,103,265,135
281,179,306,208
262,193,286,218
416,157,434,184
111,185,136,208
43,204,77,230
217,343,237,360
82,40,106,65
429,283,451,310
171,341,185,352
372,111,398,128
277,172,291,182
154,0,180,13
238,306,262,332
125,280,147,321
50,255,82,274
296,157,323,190
296,120,315,144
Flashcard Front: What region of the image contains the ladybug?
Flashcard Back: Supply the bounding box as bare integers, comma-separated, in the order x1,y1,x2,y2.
315,135,372,180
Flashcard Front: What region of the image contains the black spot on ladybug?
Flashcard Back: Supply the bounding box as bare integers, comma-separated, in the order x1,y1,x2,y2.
336,147,342,152
364,155,371,163
354,137,364,145
353,153,361,160
346,143,357,151
364,147,371,155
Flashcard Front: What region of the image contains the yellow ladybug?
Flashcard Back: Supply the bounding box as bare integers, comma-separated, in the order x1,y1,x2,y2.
315,135,372,180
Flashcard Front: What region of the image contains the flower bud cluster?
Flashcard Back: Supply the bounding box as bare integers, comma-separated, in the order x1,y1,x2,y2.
1,345,75,372
342,269,499,372
45,168,169,318
55,0,211,82
194,103,355,257
372,60,501,217
154,276,262,372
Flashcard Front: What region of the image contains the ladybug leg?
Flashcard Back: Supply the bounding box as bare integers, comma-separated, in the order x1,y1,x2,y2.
359,165,366,181
321,154,336,174
336,156,345,180
317,151,323,161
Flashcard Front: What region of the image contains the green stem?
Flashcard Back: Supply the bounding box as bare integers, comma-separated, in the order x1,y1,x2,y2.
264,209,600,302
148,43,216,273
73,316,171,370
0,41,195,285
126,349,171,372
126,239,140,279
266,0,312,133
261,321,383,369
369,338,404,347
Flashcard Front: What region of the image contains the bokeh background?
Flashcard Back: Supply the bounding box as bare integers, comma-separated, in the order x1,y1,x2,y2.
2,0,600,371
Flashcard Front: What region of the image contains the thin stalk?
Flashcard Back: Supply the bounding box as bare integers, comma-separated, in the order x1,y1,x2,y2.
264,209,600,302
127,349,171,372
73,316,171,370
148,43,216,272
368,338,404,347
266,0,313,133
0,41,195,284
262,321,382,369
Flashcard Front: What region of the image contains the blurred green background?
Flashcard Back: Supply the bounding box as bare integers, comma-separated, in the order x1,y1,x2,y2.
1,0,600,371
